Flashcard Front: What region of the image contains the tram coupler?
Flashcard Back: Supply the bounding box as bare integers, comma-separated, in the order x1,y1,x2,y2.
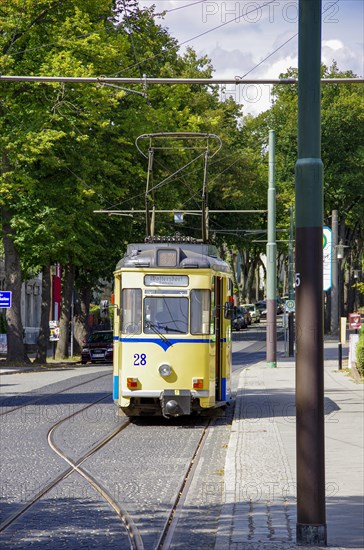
160,390,191,417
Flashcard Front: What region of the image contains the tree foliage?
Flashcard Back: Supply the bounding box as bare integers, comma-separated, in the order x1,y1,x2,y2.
0,0,245,360
239,63,363,303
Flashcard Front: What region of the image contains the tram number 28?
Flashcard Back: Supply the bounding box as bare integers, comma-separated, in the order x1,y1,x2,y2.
134,353,147,366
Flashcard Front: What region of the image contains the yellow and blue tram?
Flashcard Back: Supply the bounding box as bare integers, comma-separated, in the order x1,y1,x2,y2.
113,238,234,417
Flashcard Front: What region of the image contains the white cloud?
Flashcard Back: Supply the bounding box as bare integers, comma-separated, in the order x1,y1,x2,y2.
208,44,255,75
323,39,344,51
322,39,360,74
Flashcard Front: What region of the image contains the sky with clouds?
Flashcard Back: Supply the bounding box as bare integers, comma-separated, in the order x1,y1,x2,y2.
139,0,363,114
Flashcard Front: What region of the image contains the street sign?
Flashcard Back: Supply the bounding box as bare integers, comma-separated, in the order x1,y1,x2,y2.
285,299,295,312
348,313,361,330
49,320,60,341
323,226,332,291
0,291,12,308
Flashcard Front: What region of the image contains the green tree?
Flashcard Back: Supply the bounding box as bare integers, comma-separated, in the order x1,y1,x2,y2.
239,63,364,306
0,0,132,361
1,0,246,362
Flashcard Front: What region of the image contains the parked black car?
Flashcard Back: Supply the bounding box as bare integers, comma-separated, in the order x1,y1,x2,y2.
81,330,113,364
256,299,284,316
232,306,250,330
232,313,246,331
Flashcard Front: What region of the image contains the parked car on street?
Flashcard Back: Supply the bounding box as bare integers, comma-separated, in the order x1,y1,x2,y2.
256,299,284,316
81,330,114,364
243,303,261,323
241,306,252,326
256,300,267,317
232,306,250,330
232,313,245,331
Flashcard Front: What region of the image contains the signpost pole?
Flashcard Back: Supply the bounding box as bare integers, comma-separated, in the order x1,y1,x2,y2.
330,210,339,333
288,206,295,357
266,129,277,368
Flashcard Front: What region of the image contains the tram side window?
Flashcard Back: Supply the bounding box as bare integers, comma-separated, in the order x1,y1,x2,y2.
190,290,210,335
121,289,142,334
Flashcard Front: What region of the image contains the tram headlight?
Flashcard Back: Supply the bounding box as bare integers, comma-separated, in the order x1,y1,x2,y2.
159,363,172,377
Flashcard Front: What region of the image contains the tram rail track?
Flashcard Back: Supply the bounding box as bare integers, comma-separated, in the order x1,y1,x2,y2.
1,391,216,550
48,405,143,550
1,334,276,549
49,412,217,550
155,417,212,550
0,394,136,546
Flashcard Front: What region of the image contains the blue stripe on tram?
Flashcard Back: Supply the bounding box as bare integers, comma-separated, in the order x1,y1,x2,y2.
113,376,119,400
221,377,226,401
118,337,213,351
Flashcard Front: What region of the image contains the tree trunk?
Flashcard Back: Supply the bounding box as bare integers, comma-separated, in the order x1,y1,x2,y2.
1,206,30,363
258,257,267,299
34,265,51,364
237,249,260,303
55,263,74,360
245,257,258,303
73,286,91,354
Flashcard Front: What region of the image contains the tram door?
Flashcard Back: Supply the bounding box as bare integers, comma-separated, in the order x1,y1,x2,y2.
214,276,223,401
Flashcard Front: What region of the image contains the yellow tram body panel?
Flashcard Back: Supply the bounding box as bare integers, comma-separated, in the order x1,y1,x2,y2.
118,337,215,408
113,242,233,417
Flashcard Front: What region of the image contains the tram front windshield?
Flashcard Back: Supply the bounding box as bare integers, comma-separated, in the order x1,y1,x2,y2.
144,297,188,334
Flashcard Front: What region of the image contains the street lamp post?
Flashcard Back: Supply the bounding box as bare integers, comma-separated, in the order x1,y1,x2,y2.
336,243,344,370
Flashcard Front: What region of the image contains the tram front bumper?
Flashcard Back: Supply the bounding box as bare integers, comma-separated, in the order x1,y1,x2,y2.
160,390,191,417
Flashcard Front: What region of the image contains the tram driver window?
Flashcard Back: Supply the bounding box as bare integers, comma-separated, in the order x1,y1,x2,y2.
144,297,188,334
190,290,210,334
121,289,142,334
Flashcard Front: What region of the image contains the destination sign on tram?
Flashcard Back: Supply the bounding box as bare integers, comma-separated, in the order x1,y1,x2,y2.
144,275,189,287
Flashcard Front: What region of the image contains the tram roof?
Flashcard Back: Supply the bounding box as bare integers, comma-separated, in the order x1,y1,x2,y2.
116,242,231,272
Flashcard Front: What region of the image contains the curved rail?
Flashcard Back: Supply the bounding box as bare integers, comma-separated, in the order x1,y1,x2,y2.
0,394,141,550
48,415,144,550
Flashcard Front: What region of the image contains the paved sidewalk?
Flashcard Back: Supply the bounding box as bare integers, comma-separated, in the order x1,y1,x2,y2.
215,341,364,550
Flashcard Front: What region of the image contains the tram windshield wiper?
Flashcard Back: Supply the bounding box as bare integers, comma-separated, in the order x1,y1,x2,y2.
145,322,171,344
161,325,185,334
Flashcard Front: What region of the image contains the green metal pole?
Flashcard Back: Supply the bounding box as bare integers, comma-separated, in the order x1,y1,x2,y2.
331,210,339,334
266,129,277,368
295,0,326,545
288,207,294,301
288,206,295,357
